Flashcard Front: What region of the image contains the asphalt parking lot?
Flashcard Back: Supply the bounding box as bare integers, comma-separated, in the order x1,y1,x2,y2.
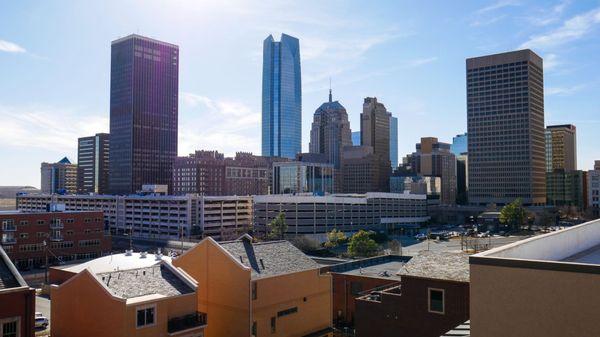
397,235,531,255
35,294,51,336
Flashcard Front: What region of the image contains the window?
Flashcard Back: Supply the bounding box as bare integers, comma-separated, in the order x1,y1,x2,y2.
271,317,276,333
251,281,257,300
136,306,155,328
19,220,28,226
1,317,19,337
252,321,257,337
428,288,445,314
277,307,297,317
19,233,28,239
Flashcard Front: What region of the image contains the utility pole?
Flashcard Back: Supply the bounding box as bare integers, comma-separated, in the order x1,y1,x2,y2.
43,240,48,284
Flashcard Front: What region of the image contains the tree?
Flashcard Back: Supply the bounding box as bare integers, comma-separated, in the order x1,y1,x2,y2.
347,230,379,257
324,229,347,248
291,235,320,253
267,213,288,240
388,239,402,255
500,199,527,230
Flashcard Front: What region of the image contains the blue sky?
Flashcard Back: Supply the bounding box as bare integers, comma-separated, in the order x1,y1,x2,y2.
1,0,599,187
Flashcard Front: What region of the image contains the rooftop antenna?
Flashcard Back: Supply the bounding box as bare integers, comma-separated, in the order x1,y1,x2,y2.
328,77,332,103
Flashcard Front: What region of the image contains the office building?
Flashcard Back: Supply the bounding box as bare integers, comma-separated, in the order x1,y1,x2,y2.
173,234,332,337
545,124,577,172
456,153,468,204
0,210,111,269
351,131,360,146
389,115,398,168
40,157,77,194
409,137,457,205
470,219,600,337
0,246,35,337
358,97,391,191
262,34,302,159
253,193,429,236
467,49,546,206
450,133,468,156
109,34,179,194
16,194,252,241
341,146,382,193
77,133,110,194
546,170,584,208
352,252,470,337
50,252,206,337
389,175,441,203
308,90,352,169
272,161,334,195
588,163,600,217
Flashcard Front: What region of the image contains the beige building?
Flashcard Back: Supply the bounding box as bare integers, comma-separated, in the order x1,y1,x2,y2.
545,124,577,172
173,235,332,337
470,219,600,337
40,157,77,194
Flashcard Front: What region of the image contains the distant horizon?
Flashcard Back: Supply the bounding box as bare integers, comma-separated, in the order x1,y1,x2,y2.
1,0,599,188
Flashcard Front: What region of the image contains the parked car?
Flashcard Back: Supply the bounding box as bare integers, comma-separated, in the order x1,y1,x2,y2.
414,233,427,241
35,312,48,329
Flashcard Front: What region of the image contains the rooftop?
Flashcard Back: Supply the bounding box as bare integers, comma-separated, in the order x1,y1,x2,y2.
397,251,470,282
56,252,172,274
0,246,27,290
219,235,320,279
326,255,409,280
96,264,194,299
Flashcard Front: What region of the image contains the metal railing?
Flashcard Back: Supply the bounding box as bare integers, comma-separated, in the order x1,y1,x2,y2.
167,312,207,334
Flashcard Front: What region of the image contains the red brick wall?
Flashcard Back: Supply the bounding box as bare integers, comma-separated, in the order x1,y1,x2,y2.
331,273,400,326
0,287,36,337
0,211,111,268
354,276,469,337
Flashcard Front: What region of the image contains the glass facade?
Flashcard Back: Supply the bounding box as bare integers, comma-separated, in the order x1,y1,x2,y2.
262,34,302,159
389,115,398,168
109,35,179,194
351,131,360,146
451,133,468,155
272,162,334,195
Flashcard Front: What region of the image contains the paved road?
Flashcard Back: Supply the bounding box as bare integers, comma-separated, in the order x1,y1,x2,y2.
397,235,531,255
35,295,51,336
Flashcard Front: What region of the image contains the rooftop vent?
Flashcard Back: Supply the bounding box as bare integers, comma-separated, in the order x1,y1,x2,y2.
155,253,163,260
125,250,133,256
140,251,148,258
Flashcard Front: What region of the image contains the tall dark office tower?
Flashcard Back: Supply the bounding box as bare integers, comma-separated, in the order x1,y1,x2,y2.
77,133,110,194
262,33,302,159
308,89,352,169
108,34,179,194
467,49,545,206
545,124,577,172
358,97,391,191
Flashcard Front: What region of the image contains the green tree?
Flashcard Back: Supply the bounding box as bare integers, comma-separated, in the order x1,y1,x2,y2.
347,230,379,257
500,199,527,230
324,229,347,248
267,213,288,240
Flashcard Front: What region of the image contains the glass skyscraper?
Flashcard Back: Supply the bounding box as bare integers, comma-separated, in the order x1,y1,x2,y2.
262,34,302,159
109,34,179,194
389,115,398,168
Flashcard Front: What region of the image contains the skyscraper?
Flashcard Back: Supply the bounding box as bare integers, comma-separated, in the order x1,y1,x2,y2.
410,137,457,205
77,133,110,194
262,33,302,159
451,133,468,156
108,34,179,195
467,49,545,206
41,157,77,194
545,124,577,172
389,115,398,168
351,131,360,146
308,89,352,169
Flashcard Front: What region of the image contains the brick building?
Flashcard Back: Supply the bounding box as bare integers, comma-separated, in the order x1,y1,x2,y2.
0,210,111,269
0,245,35,337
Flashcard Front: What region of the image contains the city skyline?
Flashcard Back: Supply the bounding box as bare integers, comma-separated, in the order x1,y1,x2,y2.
1,0,600,187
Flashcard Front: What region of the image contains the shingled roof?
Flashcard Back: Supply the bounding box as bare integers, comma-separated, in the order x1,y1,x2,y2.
219,235,320,279
397,251,469,282
0,246,27,290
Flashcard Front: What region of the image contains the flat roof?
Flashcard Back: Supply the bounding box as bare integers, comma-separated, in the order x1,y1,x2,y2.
57,252,172,274
562,244,600,264
340,260,404,280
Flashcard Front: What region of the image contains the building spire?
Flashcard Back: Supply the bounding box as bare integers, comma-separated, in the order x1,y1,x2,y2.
328,77,332,103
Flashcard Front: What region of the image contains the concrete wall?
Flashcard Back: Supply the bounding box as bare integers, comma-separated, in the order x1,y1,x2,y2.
470,264,600,337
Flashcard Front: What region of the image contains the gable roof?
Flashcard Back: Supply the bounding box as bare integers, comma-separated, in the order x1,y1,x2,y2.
397,251,469,282
57,157,72,164
0,246,28,290
218,236,320,279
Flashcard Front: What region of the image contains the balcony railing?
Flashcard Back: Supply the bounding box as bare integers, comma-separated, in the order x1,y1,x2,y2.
167,312,207,334
50,235,64,242
1,224,16,232
49,222,64,229
1,237,16,245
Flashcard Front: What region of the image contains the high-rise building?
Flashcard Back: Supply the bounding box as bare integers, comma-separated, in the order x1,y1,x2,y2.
272,160,335,195
410,137,457,205
308,90,352,169
262,33,302,159
389,115,398,168
40,157,77,194
351,131,360,146
587,162,600,217
545,124,577,172
456,153,469,205
546,169,584,208
451,133,468,156
108,34,179,195
341,146,381,194
467,49,546,206
77,133,110,194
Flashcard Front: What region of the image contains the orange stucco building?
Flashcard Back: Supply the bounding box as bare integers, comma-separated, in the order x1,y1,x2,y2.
173,234,333,337
50,252,207,337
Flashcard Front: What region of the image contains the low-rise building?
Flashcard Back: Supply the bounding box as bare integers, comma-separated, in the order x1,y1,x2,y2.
253,193,429,237
172,235,332,337
587,164,600,217
50,251,206,337
272,160,334,195
0,210,111,269
353,251,470,337
16,194,252,241
0,245,35,337
470,219,600,337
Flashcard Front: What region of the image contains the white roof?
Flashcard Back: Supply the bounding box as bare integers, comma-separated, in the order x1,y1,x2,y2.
58,252,172,274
